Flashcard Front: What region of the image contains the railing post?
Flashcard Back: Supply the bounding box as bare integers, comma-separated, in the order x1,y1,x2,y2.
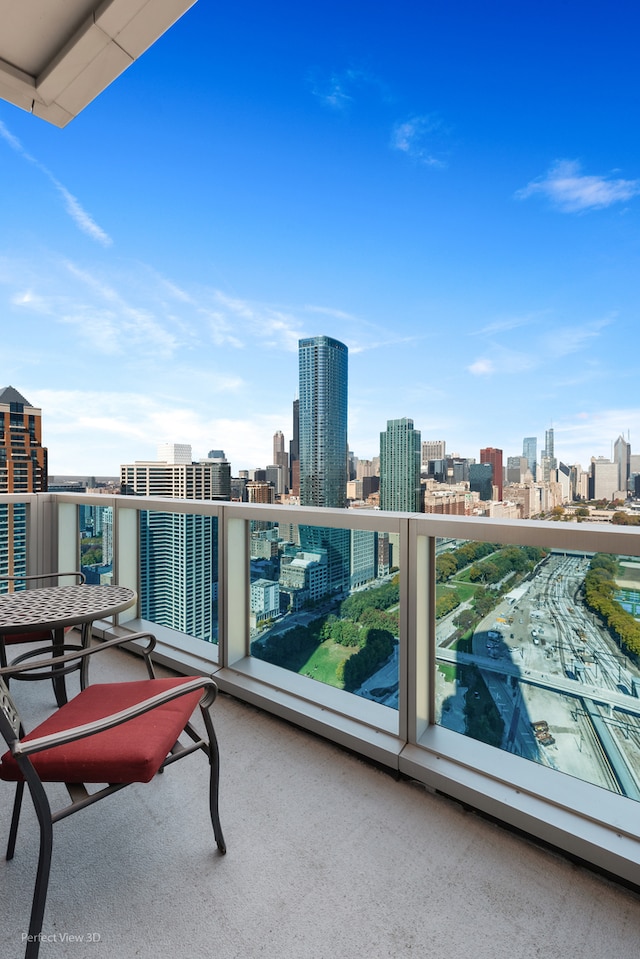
408,522,432,743
115,503,139,623
223,512,249,667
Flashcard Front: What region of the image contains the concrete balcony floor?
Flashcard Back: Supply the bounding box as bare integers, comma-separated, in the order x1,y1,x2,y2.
2,640,640,959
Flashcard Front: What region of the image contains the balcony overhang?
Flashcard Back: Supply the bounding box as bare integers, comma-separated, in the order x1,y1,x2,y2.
0,0,197,127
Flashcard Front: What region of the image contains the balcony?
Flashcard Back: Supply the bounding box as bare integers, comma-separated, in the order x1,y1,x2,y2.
2,492,640,956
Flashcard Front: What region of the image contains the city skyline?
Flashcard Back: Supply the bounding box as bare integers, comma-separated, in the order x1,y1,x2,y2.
1,4,639,475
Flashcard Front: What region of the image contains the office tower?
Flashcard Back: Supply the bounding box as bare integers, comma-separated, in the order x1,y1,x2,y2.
298,335,349,592
589,457,618,501
202,450,231,500
380,418,422,512
469,463,493,501
523,437,537,480
541,428,556,483
614,434,631,496
246,481,274,503
421,440,446,471
265,464,284,497
157,443,192,464
557,462,572,502
273,430,289,491
120,446,217,642
289,399,300,496
0,387,48,584
506,456,528,484
298,335,348,508
350,529,377,589
479,447,503,500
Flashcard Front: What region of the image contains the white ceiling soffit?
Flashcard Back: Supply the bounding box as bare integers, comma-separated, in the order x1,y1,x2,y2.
0,0,197,127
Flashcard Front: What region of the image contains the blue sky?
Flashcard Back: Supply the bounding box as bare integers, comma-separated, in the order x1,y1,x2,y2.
1,2,639,476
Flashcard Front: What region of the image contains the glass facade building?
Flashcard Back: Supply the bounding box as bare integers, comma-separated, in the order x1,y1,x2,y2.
380,417,422,512
298,336,348,510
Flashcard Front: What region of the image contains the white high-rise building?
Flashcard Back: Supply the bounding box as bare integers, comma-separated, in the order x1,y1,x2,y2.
120,449,219,642
157,443,192,465
421,440,446,470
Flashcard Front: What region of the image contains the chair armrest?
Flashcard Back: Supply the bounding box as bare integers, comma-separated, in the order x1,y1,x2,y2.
13,676,218,758
0,570,86,585
0,632,158,680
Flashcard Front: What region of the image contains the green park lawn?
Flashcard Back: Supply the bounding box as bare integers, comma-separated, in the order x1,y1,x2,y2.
298,638,354,688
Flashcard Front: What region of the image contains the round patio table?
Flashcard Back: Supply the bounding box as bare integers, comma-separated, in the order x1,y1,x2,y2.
0,583,137,705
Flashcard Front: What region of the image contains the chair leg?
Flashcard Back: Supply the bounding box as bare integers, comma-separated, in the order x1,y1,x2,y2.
6,780,25,860
51,627,68,707
201,709,226,854
24,779,54,959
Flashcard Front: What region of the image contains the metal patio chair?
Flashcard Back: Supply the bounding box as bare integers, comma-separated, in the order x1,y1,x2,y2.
0,633,226,959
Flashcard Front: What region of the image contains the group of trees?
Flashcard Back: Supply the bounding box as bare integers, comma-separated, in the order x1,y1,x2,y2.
254,574,401,690
583,554,640,659
80,536,102,567
337,628,395,691
251,621,322,671
467,546,546,585
436,541,498,583
611,512,640,526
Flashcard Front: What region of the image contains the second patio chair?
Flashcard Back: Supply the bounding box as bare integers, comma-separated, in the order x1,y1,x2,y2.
0,632,226,959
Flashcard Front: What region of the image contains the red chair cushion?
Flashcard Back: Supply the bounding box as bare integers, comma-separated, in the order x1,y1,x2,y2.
0,678,203,784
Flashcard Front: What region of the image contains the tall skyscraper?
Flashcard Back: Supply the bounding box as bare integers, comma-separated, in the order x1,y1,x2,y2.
523,436,537,480
541,427,557,483
120,445,217,642
272,430,289,493
289,399,300,497
0,387,48,584
298,336,349,593
614,434,631,496
380,418,422,512
480,447,503,500
298,335,348,508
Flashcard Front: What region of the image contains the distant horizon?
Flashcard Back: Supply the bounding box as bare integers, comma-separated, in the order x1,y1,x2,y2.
2,4,638,475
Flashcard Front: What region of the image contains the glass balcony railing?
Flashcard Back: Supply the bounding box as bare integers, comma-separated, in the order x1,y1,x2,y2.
3,491,640,885
249,519,399,709
434,540,640,801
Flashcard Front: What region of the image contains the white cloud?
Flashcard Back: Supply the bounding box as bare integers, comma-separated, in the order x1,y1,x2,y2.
0,119,112,244
468,358,496,376
515,160,640,212
390,115,448,167
308,67,391,112
52,180,112,247
31,388,287,475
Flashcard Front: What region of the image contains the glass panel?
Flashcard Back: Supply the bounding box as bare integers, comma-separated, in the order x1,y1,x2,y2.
435,541,640,799
249,521,399,708
80,504,114,584
0,502,27,589
138,510,219,644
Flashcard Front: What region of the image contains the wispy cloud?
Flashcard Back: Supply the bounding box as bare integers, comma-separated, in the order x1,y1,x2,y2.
390,114,448,168
467,314,613,378
540,316,614,359
51,180,112,246
30,388,286,474
308,67,391,112
468,358,496,376
472,313,542,336
515,159,640,212
208,291,304,351
0,119,112,245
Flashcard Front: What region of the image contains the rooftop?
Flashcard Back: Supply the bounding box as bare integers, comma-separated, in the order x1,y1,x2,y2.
3,638,640,959
0,0,196,126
